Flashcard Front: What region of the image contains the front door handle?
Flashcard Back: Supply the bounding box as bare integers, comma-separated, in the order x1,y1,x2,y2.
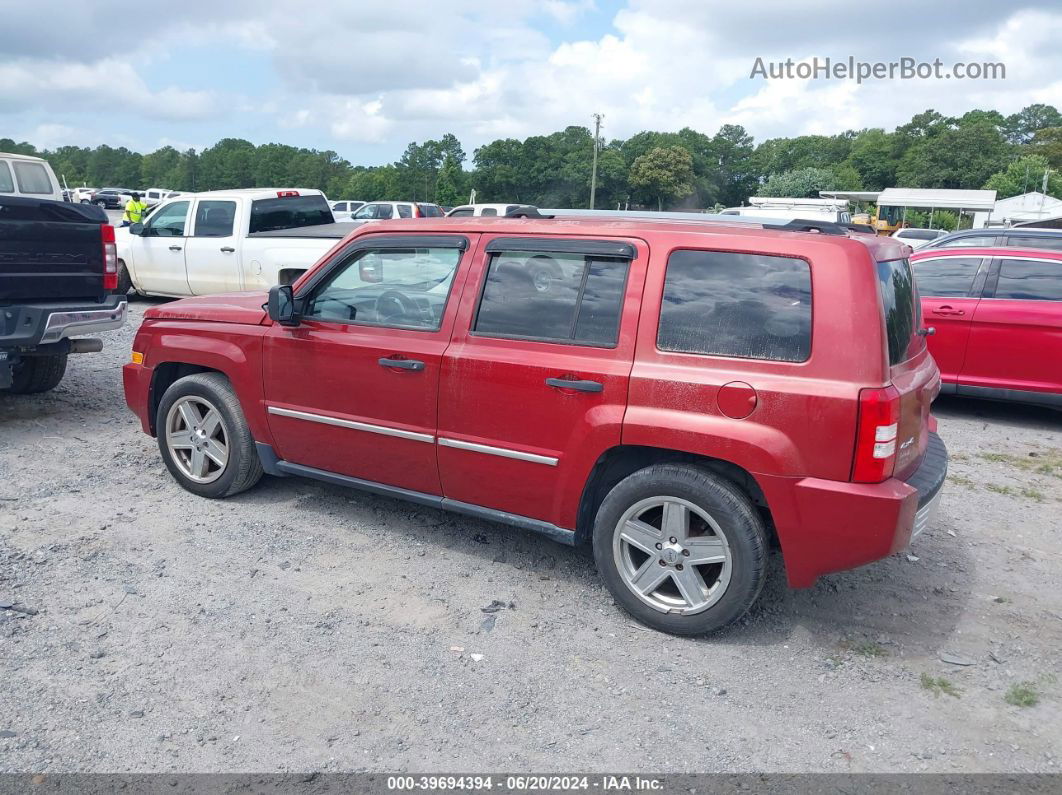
378,357,425,372
220,246,235,253
168,245,182,252
932,306,965,316
546,377,603,393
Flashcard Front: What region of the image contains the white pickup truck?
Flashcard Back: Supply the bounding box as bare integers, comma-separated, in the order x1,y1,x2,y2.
115,189,351,297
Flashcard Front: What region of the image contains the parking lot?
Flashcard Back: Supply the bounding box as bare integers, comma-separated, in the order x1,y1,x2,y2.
0,300,1060,774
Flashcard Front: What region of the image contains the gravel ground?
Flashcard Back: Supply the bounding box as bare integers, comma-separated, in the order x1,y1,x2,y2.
1,300,1060,774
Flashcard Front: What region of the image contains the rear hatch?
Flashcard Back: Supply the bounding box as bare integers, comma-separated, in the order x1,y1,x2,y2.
875,256,939,478
0,197,108,303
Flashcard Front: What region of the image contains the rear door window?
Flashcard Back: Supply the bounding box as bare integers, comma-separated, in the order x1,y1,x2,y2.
993,258,1062,301
474,249,630,347
912,256,982,297
876,258,925,365
480,208,498,217
0,161,13,193
941,235,995,248
12,161,54,194
658,250,812,362
194,200,237,237
396,204,412,218
249,194,332,233
418,204,443,217
1004,235,1062,252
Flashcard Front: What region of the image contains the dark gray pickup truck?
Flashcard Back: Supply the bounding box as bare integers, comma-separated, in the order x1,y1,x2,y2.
1,196,127,394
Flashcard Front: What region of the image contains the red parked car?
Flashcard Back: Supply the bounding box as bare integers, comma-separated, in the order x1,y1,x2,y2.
910,246,1062,408
124,216,946,635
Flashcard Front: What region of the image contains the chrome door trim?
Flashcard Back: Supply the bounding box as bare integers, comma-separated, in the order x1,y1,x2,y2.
267,406,435,444
437,437,558,466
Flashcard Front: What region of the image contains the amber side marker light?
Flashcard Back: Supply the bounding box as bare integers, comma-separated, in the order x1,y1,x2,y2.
131,351,144,365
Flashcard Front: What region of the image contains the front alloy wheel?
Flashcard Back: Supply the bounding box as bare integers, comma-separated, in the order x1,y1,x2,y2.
164,396,229,483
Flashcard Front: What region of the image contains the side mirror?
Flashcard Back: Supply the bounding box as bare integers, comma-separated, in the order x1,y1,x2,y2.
267,284,299,326
129,222,144,235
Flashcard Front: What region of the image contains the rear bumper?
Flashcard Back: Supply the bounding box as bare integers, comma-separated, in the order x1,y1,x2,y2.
763,431,948,587
123,361,154,434
0,297,127,348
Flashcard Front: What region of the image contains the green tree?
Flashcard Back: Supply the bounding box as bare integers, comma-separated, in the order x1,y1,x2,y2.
710,124,757,206
896,122,1012,189
1028,127,1062,171
983,154,1061,198
140,146,182,188
628,146,694,210
434,154,467,206
1003,103,1062,144
756,166,859,198
844,128,896,190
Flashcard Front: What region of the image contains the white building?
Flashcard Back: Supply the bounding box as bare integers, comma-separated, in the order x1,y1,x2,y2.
973,191,1062,228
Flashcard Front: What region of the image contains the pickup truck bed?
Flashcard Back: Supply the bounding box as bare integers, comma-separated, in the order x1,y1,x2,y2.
1,195,126,393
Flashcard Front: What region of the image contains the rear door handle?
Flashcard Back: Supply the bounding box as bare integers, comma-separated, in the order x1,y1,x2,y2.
932,306,965,316
378,357,425,372
168,245,182,252
546,377,603,393
220,246,235,253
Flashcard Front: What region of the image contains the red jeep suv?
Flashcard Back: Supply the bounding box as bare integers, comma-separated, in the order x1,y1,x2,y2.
124,216,946,635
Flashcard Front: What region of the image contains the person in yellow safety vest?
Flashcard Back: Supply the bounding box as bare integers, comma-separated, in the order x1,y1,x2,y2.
122,193,147,227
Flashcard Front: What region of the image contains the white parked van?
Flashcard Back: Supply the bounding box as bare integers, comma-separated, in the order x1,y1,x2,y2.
0,152,64,202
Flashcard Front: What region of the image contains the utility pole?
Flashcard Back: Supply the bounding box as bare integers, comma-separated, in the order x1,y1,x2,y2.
589,113,603,209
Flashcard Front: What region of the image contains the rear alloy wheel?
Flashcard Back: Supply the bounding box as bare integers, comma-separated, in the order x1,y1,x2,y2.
593,464,767,635
156,373,263,498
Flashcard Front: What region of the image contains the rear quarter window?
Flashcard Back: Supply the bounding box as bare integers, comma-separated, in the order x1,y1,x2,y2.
1005,235,1062,252
12,161,54,194
0,161,13,193
876,258,925,365
657,250,812,363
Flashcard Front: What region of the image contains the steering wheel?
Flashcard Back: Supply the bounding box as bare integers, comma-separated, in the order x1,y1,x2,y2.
375,289,419,324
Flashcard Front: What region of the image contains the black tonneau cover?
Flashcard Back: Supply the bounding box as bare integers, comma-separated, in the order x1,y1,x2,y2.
248,222,354,239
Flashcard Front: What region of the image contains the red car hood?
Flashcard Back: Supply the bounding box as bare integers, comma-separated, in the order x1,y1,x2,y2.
144,292,268,325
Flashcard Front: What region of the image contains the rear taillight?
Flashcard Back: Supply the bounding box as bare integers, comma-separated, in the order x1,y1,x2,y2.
101,224,118,291
852,385,901,483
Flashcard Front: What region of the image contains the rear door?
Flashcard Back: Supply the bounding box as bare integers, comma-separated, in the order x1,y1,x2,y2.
911,255,987,382
126,199,191,296
185,198,241,295
961,256,1062,395
436,235,642,527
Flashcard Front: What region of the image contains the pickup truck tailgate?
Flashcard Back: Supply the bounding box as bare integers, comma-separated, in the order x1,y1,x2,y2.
0,197,108,302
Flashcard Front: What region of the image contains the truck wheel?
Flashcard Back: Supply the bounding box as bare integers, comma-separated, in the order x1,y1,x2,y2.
156,373,263,499
115,261,132,296
592,463,768,636
5,354,68,394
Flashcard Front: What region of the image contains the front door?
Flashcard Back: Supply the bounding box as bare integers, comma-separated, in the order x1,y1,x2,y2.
128,200,191,296
263,234,475,495
911,255,986,382
186,199,242,295
437,236,643,528
961,256,1062,394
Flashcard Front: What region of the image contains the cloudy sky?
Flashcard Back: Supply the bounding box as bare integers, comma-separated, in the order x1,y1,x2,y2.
2,0,1060,164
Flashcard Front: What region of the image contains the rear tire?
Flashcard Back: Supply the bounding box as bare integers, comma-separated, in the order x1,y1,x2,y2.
156,372,263,498
5,354,68,394
593,463,768,636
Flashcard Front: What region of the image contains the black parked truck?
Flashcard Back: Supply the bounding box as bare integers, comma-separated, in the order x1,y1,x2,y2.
0,196,127,394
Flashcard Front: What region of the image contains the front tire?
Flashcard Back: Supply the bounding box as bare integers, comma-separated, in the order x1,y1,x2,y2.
5,354,68,394
156,373,263,498
115,260,133,296
593,464,768,636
